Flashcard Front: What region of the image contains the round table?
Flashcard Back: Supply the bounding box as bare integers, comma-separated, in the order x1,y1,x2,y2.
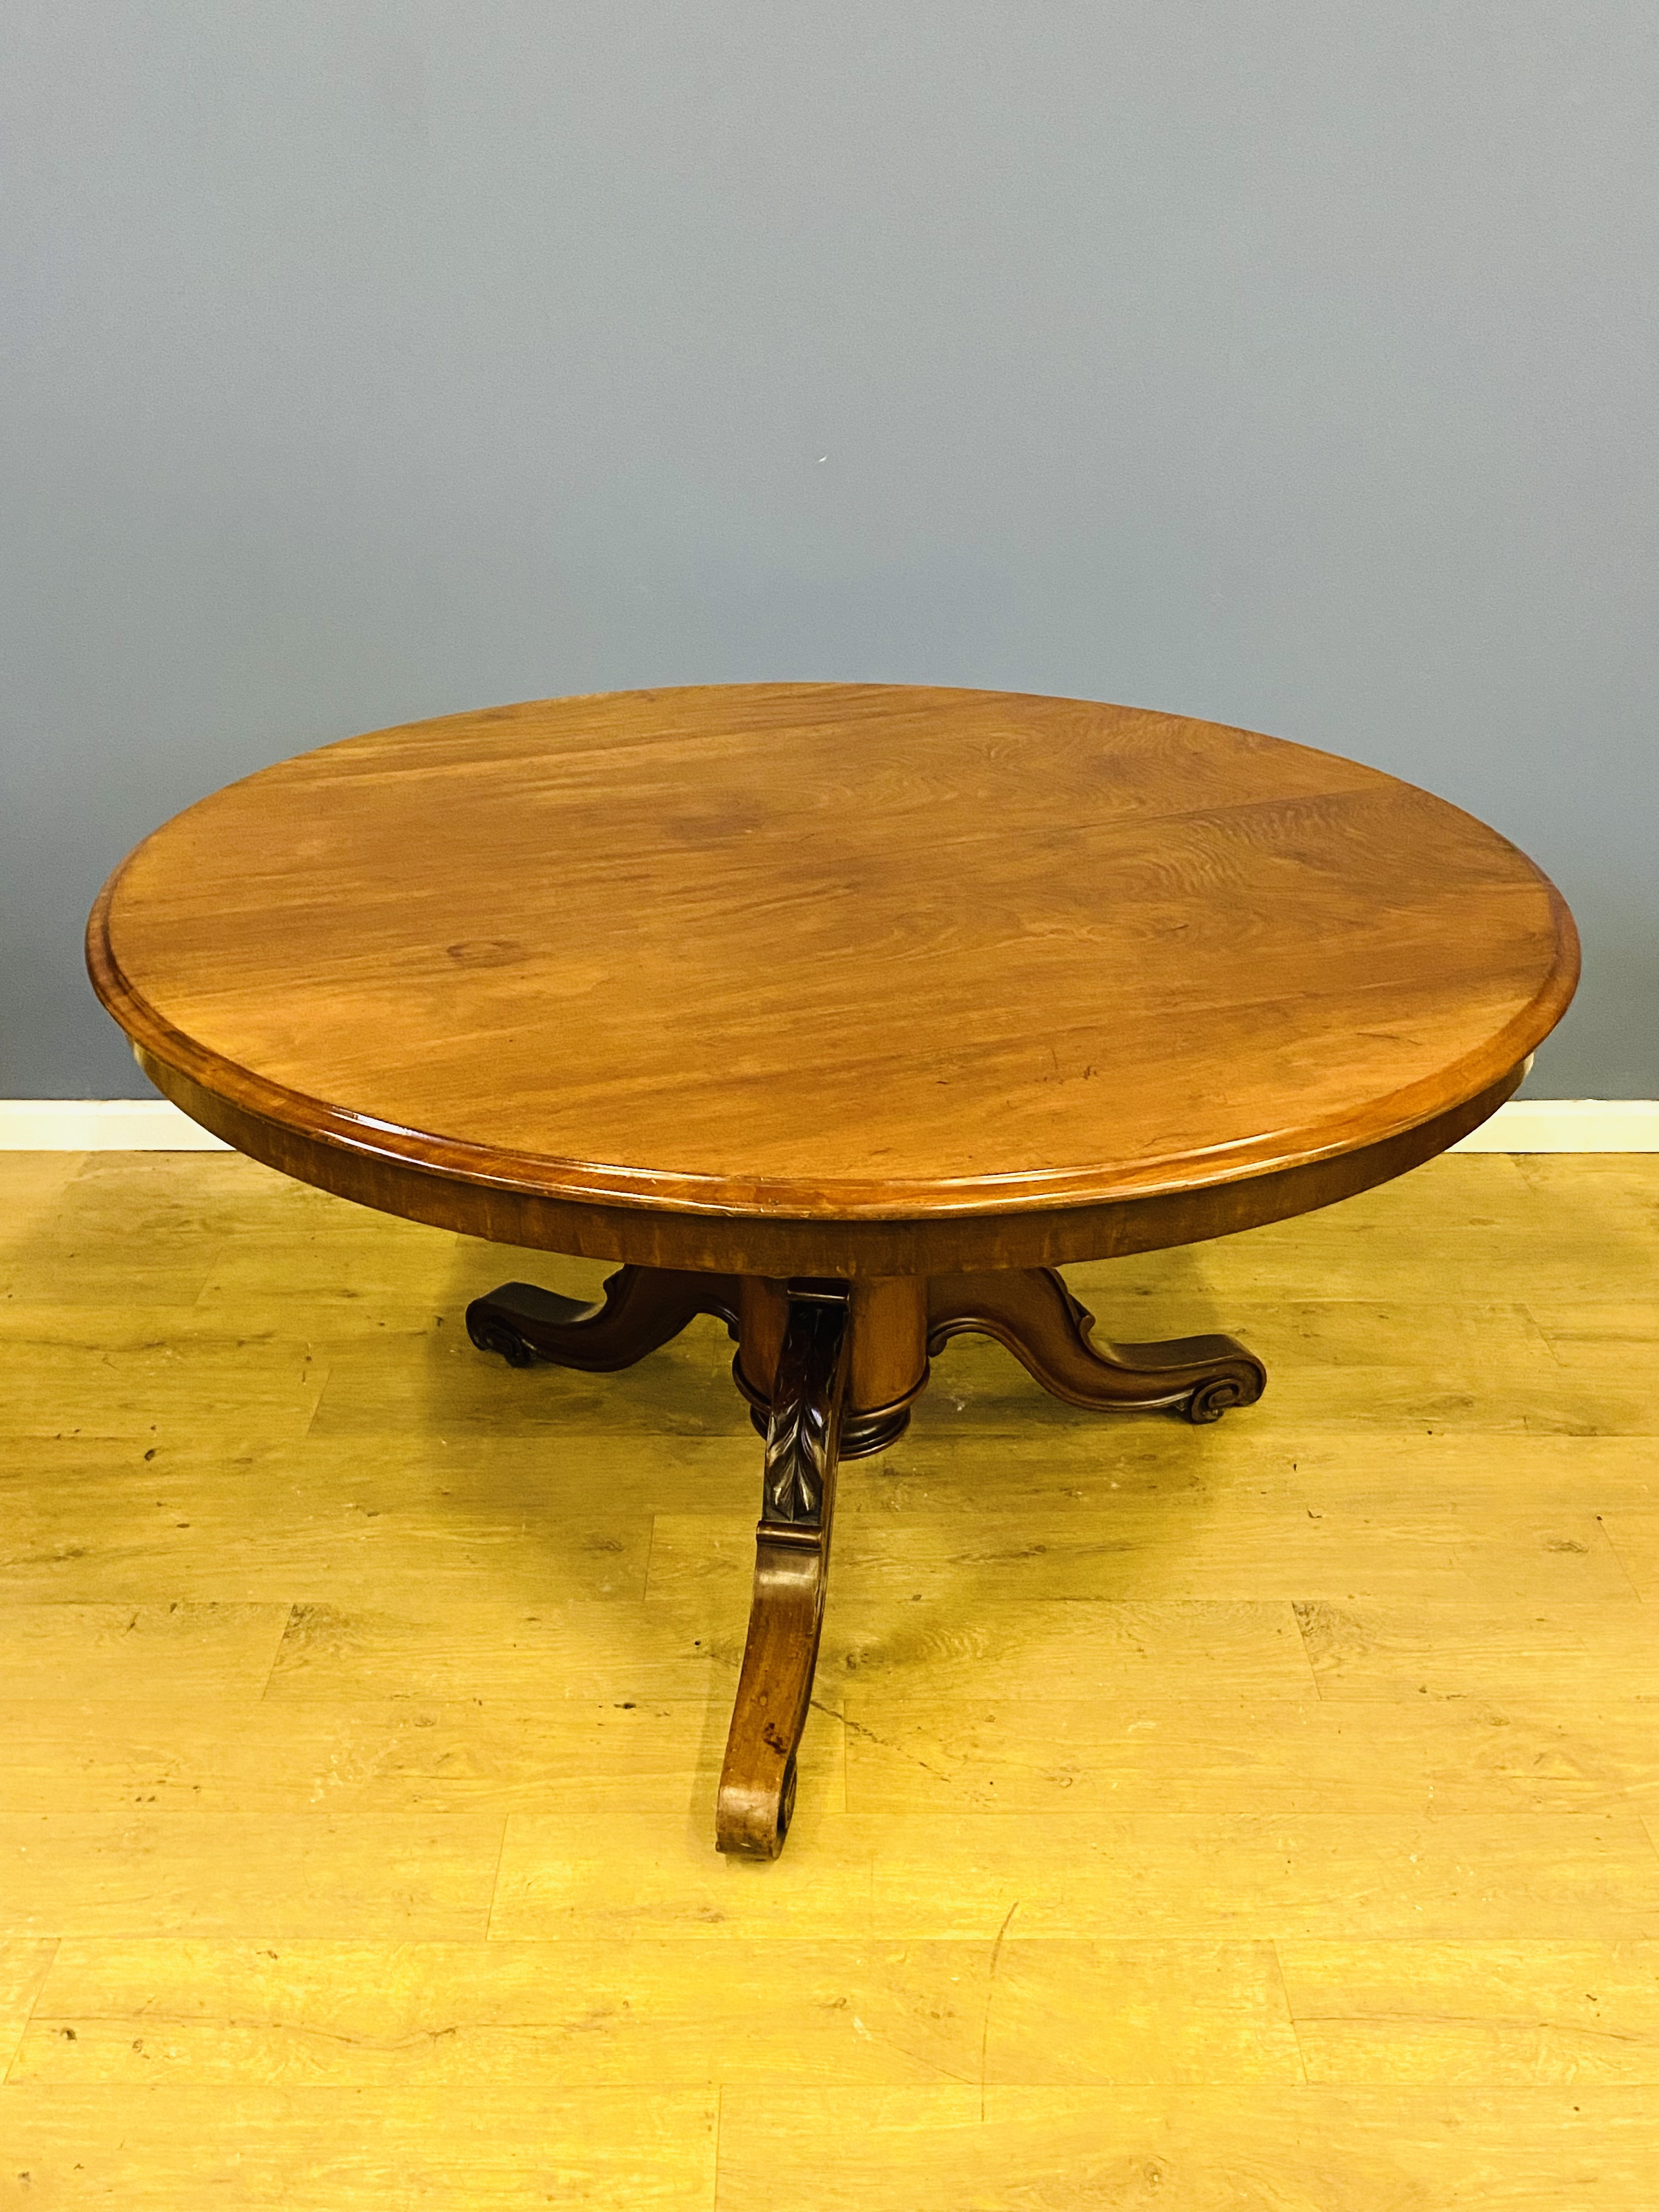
88,683,1579,1856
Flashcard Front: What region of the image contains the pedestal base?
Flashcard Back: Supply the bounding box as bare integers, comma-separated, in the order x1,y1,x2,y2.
466,1263,1266,1858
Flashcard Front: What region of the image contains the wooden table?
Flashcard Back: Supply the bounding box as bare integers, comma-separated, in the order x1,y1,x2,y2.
88,684,1578,1857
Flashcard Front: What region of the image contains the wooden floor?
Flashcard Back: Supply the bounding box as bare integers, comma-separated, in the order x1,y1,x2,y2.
2,1149,1657,2206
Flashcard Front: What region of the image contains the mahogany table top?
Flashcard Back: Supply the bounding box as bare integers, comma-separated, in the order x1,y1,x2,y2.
88,684,1577,1276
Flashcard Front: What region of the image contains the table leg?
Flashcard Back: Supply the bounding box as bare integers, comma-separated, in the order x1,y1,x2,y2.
715,1282,851,1859
465,1266,741,1371
927,1267,1266,1423
465,1260,1256,1858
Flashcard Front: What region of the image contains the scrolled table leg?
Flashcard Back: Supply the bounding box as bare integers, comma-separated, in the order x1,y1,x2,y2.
716,1282,850,1859
927,1267,1265,1423
465,1266,741,1373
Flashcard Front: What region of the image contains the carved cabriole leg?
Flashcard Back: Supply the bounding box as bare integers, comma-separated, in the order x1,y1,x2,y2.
465,1265,741,1371
716,1283,851,1859
927,1267,1266,1424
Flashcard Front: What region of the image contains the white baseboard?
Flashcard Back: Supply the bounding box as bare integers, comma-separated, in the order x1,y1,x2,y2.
0,1099,232,1150
2,1096,1657,1153
1447,1099,1659,1152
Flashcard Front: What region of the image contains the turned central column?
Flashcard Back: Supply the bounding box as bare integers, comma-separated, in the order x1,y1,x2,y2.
733,1274,930,1457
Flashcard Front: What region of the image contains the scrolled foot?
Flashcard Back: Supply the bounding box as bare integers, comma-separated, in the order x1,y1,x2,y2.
1184,1372,1259,1424
465,1297,545,1368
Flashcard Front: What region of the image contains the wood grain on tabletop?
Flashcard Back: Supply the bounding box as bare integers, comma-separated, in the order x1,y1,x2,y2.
86,685,1576,1274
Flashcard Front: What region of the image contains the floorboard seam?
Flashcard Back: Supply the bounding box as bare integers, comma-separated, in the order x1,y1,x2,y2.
0,1937,60,2084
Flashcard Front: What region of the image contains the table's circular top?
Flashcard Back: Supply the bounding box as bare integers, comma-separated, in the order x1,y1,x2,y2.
89,684,1576,1262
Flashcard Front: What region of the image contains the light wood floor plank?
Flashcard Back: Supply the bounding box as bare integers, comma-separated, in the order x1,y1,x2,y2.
1229,1434,1659,1512
1511,1154,1659,1210
10,1426,1657,1605
809,1429,1659,1516
645,1502,1641,1605
2,1150,298,1310
1277,1939,1659,2084
839,1690,1659,1814
0,2084,716,2208
191,1233,576,1329
0,1154,86,1256
307,1335,757,1445
1526,1301,1659,1369
254,1594,1313,1707
0,1604,290,1701
1073,1221,1658,1309
9,1935,1300,2087
491,1809,1659,1943
1295,1598,1659,1702
0,1697,843,1819
3,1313,326,1444
0,1811,504,1939
713,2084,1659,2209
0,1438,656,1603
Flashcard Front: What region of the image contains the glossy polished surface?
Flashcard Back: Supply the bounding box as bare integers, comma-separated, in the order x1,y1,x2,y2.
89,685,1577,1231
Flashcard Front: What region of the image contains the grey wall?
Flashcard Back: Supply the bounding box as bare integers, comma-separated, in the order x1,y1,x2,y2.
4,1,1655,1097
